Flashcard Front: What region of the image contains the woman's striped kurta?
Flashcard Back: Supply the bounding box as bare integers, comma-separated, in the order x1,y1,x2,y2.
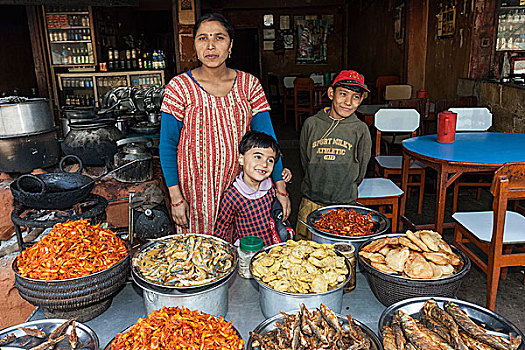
160,70,271,234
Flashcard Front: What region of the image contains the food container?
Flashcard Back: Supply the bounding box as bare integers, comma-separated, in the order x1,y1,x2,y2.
247,311,383,350
378,296,524,348
131,234,238,317
0,318,99,350
307,205,390,265
358,234,471,306
132,271,232,317
334,242,356,293
250,242,352,318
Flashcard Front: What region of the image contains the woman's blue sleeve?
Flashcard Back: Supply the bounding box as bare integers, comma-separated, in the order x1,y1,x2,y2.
159,111,183,187
250,111,284,182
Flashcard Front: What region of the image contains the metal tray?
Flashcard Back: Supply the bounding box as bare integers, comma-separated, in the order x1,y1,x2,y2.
104,320,243,350
0,319,99,350
306,205,390,240
378,297,524,349
131,234,238,291
246,311,382,350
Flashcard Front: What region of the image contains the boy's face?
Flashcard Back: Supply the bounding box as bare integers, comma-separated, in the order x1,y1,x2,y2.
327,86,364,119
239,147,276,188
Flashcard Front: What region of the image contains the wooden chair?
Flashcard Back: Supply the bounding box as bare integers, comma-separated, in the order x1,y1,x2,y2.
388,98,430,136
267,74,281,109
282,76,296,124
293,77,321,131
384,84,413,101
450,107,493,213
358,178,404,232
452,162,525,310
375,75,400,104
374,109,426,214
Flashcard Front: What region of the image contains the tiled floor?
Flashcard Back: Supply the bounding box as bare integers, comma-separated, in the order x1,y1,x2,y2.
271,110,525,332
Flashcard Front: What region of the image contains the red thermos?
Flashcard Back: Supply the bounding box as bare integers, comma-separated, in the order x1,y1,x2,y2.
437,110,457,143
416,89,428,98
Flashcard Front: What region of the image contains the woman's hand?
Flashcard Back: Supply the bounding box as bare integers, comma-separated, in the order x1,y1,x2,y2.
281,168,293,183
168,185,189,228
275,180,291,221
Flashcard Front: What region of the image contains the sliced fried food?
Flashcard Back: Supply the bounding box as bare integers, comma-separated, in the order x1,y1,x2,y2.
406,230,430,252
399,236,422,251
382,326,397,350
385,247,410,272
444,301,519,350
379,245,392,256
404,251,433,279
418,230,441,252
371,261,398,275
362,239,388,253
423,252,451,265
429,262,444,279
446,252,462,266
437,239,453,254
359,251,387,264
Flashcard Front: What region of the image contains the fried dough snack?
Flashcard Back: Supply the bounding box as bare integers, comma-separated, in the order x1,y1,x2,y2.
16,218,127,280
359,230,463,279
314,208,376,237
111,307,244,350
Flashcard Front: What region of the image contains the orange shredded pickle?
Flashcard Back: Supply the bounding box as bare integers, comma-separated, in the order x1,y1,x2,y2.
16,218,127,280
110,307,244,350
314,208,376,237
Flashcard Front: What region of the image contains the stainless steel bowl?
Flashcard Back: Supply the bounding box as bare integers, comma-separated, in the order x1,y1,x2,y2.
247,311,383,350
131,234,238,292
0,318,99,350
307,205,390,254
378,296,524,349
250,242,352,318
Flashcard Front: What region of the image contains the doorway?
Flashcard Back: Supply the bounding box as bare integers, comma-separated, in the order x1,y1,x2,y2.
228,27,261,78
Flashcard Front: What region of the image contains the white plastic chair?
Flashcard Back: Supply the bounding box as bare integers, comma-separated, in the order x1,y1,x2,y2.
384,84,412,101
358,178,404,232
309,73,324,86
373,109,426,214
448,107,493,212
283,76,297,89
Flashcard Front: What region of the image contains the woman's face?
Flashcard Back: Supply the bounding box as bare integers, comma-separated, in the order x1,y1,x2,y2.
194,20,233,68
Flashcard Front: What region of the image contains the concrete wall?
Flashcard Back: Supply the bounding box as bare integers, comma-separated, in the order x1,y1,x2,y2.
0,6,37,95
481,82,525,133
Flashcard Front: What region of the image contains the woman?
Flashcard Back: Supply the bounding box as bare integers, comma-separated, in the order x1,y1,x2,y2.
160,13,291,234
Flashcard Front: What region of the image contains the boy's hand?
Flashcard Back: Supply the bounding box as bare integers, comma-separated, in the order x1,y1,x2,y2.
281,168,293,183
275,180,291,221
170,199,189,228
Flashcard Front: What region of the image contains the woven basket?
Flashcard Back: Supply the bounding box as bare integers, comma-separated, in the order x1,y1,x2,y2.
358,234,471,306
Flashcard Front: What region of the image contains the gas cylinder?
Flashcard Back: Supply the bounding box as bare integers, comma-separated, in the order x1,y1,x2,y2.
437,110,457,143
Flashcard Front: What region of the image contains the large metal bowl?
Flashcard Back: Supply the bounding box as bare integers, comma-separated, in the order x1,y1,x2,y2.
247,311,383,350
0,318,99,350
131,234,238,292
250,242,352,318
378,296,523,349
358,234,471,306
307,205,390,250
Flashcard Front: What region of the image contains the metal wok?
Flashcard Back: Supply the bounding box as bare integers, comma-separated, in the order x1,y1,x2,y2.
10,155,95,210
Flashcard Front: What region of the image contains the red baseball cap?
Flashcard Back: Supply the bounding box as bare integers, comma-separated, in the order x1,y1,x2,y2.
331,70,370,92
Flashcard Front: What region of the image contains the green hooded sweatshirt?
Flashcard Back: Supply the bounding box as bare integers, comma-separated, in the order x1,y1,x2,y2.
300,107,372,205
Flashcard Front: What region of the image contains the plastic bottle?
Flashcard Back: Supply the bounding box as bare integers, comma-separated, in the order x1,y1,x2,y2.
237,236,263,279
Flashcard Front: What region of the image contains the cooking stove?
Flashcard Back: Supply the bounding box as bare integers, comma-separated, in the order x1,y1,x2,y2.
11,194,108,251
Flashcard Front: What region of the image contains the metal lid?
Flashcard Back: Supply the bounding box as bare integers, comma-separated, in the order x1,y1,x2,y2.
240,236,263,251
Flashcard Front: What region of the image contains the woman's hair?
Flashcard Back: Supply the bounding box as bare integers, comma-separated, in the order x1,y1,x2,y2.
239,131,281,161
193,13,235,40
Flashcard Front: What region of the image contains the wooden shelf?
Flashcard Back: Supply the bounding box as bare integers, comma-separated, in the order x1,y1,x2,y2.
50,40,92,43
46,11,89,15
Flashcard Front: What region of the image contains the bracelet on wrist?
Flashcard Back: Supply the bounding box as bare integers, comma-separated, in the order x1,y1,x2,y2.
170,199,185,207
276,189,289,197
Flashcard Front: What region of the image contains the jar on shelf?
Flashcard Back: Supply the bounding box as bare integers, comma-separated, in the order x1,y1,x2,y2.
237,236,263,279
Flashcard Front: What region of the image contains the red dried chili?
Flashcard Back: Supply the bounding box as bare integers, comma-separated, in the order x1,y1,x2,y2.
314,208,375,237
16,218,127,280
110,307,244,350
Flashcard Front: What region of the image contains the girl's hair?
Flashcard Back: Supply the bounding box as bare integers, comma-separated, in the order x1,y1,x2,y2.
239,131,281,161
193,13,235,40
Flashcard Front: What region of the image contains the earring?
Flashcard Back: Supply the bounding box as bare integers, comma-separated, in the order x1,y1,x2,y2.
228,51,231,58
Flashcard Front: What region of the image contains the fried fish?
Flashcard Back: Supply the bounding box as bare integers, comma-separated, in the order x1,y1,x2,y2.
422,299,468,350
397,310,436,350
382,326,398,350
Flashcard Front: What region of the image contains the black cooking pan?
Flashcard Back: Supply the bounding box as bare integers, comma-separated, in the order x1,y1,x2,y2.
10,155,94,210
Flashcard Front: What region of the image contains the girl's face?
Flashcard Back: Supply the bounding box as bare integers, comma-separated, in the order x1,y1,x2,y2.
194,20,233,68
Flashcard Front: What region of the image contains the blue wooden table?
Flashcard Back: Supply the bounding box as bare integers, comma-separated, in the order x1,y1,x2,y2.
400,132,525,233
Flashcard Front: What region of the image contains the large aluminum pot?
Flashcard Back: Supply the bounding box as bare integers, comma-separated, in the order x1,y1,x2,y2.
0,98,55,137
250,242,352,318
0,130,59,173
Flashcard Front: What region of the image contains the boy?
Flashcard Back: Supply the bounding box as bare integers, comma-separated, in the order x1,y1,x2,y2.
296,70,372,240
215,131,292,246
